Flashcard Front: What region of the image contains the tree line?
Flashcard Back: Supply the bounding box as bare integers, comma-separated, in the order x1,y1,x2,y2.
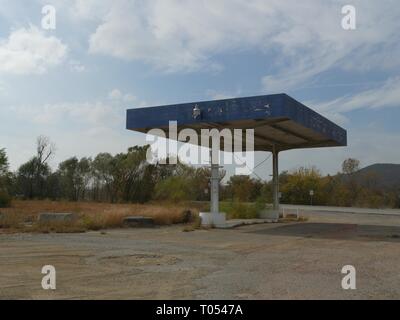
1,136,399,208
1,136,212,205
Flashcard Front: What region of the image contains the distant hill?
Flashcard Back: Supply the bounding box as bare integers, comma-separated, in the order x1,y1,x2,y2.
355,163,400,190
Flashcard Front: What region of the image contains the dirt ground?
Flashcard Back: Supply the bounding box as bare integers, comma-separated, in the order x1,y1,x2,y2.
1,211,400,300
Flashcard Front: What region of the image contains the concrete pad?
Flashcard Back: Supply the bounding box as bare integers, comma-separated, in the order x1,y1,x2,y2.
123,216,154,228
38,212,75,223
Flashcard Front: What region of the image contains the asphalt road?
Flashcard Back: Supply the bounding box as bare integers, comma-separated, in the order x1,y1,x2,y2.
282,204,400,216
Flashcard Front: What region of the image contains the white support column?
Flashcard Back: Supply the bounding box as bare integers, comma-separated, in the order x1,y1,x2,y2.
210,162,219,214
199,148,226,227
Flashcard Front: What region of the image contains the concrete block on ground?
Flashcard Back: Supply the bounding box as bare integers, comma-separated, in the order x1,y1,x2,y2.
38,212,75,223
123,216,155,228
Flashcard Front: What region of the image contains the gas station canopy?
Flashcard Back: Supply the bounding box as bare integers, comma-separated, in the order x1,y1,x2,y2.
126,93,347,152
126,93,347,227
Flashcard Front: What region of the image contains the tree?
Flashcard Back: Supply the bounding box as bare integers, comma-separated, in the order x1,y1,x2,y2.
226,175,262,202
280,167,324,205
342,158,360,175
153,160,217,203
0,148,11,207
36,135,55,167
341,158,361,205
58,157,92,201
116,145,153,203
17,158,51,199
16,136,55,199
190,167,213,201
0,148,8,176
92,153,116,202
154,175,193,203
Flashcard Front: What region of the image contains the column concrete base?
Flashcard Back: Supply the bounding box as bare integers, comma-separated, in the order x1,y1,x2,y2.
259,209,279,221
199,212,226,228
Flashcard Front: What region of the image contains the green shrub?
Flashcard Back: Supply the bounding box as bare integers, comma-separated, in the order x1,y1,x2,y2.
154,176,193,203
221,201,263,220
0,190,11,208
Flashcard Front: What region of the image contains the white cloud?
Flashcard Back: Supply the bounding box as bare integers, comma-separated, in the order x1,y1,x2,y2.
206,89,243,100
1,0,399,174
2,94,147,170
108,88,137,102
69,60,85,72
9,88,142,131
108,88,123,100
314,77,400,116
69,0,110,21
279,128,400,176
297,77,400,128
123,93,136,103
261,1,400,91
71,0,399,87
3,1,398,87
10,100,124,128
0,26,67,75
85,0,334,72
10,0,390,93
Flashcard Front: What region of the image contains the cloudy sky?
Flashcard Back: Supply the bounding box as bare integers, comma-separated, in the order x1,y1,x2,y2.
1,0,399,179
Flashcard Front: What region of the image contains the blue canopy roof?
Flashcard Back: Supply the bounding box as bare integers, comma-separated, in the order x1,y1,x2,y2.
126,93,347,152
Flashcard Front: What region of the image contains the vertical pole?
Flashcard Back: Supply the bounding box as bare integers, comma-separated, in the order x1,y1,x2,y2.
210,149,219,214
211,163,219,214
272,145,279,211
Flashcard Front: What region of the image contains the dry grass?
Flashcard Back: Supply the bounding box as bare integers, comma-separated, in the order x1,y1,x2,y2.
0,200,199,233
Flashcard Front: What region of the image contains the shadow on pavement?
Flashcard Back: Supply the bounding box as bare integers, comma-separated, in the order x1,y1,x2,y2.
245,222,400,242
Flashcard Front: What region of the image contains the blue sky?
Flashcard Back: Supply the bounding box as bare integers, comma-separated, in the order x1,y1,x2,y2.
1,0,399,180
